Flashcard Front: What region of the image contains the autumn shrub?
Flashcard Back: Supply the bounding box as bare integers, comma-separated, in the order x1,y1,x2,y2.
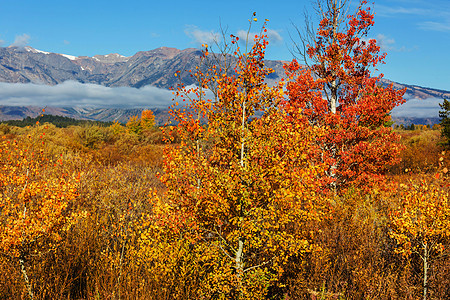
0,158,164,299
131,213,206,299
4,123,90,156
282,187,415,299
126,109,156,140
62,160,164,299
0,122,11,135
71,124,111,149
10,119,168,167
388,174,450,300
276,146,449,300
390,129,446,174
129,144,164,167
0,126,83,299
141,127,165,144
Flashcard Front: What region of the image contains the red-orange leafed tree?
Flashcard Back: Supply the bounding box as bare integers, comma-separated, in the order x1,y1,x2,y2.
285,0,405,192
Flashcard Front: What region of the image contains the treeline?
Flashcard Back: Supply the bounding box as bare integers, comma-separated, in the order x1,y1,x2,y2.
394,123,440,131
2,114,114,128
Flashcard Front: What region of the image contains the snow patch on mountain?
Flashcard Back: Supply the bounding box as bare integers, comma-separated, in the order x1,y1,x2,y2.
24,46,78,60
60,53,77,60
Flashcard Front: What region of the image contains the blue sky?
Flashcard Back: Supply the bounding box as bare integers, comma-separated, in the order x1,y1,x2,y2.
0,0,449,92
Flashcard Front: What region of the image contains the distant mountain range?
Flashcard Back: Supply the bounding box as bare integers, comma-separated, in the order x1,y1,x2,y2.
0,45,448,124
1,45,287,89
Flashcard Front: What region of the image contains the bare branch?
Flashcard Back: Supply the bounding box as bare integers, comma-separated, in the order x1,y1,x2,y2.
243,257,274,273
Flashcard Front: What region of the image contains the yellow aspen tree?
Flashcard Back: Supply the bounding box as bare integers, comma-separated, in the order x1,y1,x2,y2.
140,109,156,131
126,115,142,135
138,17,325,299
389,178,450,300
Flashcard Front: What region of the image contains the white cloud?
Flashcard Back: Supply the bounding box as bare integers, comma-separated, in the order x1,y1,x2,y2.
367,34,413,52
375,34,396,52
418,21,450,32
375,2,450,18
391,97,443,118
0,81,174,109
185,25,220,45
375,5,431,16
236,30,249,42
11,33,30,48
0,83,442,119
265,29,283,43
375,3,450,33
236,28,283,45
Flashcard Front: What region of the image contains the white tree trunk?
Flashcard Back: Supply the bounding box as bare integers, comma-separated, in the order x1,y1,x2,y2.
423,241,428,300
235,236,245,293
19,256,34,300
330,79,337,114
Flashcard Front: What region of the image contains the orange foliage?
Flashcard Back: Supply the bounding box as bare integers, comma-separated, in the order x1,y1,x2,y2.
285,0,405,193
